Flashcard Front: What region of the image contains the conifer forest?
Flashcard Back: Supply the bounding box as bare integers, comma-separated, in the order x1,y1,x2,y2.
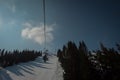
57,41,120,80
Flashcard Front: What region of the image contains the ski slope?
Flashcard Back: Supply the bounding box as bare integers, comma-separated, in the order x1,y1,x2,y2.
0,55,63,80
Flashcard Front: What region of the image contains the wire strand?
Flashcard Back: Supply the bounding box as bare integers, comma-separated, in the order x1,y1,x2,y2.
43,0,46,50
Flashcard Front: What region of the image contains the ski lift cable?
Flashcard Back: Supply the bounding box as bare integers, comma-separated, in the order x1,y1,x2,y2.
43,0,46,51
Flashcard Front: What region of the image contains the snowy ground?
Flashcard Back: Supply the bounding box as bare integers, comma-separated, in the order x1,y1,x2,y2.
0,55,63,80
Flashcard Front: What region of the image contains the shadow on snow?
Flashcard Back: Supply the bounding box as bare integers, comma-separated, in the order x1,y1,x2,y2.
0,56,51,80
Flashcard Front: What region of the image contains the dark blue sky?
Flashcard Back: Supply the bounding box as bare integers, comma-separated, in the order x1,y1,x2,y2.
0,0,120,52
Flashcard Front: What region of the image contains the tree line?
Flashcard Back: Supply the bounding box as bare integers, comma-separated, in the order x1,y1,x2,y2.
0,49,42,68
57,41,120,80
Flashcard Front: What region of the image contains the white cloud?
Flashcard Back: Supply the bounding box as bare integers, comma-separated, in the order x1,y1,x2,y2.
0,0,16,13
11,4,16,13
6,0,16,13
22,22,32,27
21,23,55,45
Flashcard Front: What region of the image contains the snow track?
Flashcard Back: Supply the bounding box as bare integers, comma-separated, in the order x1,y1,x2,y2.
0,56,63,80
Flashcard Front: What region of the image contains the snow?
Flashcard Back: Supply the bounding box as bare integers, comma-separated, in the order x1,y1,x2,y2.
0,55,63,80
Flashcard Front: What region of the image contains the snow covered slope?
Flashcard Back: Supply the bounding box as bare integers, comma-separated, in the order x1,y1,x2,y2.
0,55,63,80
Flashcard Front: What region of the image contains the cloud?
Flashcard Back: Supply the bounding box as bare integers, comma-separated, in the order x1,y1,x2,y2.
21,23,55,45
22,22,32,27
11,4,16,13
6,0,16,13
